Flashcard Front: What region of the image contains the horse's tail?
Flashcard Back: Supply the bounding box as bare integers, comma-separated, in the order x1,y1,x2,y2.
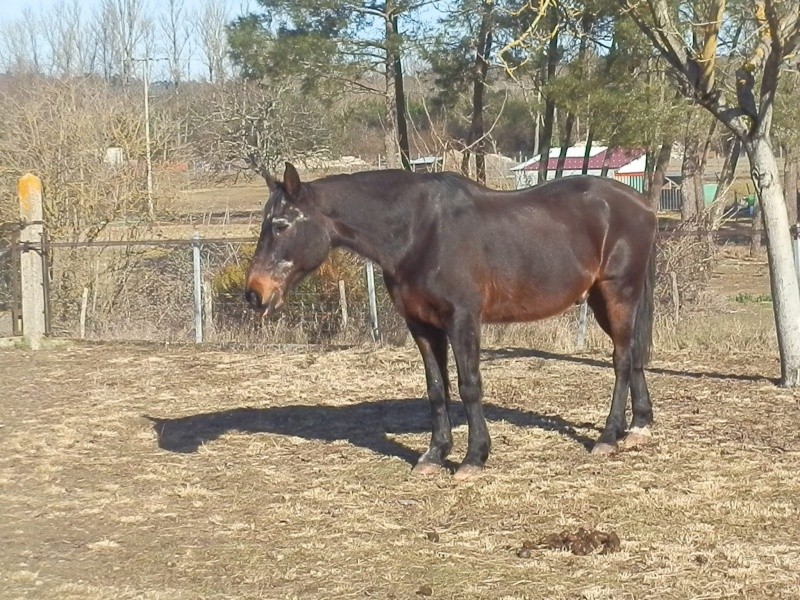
632,237,656,368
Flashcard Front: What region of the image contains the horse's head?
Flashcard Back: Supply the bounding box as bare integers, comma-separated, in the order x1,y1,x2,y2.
244,162,331,317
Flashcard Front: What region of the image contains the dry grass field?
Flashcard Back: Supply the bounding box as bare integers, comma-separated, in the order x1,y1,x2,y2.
2,253,799,600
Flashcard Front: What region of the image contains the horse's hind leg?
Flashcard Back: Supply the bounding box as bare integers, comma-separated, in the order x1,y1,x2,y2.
624,333,653,449
445,310,490,481
407,319,454,475
587,283,637,454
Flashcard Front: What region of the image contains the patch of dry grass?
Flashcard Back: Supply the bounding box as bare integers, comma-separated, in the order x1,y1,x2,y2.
1,340,799,600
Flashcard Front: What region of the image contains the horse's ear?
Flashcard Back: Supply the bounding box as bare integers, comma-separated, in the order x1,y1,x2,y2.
283,162,301,197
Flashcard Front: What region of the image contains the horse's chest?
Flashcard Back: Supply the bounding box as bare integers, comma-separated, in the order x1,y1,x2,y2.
392,287,444,328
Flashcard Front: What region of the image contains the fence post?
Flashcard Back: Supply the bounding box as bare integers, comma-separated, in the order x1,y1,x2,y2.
192,232,203,343
576,300,588,350
338,280,348,330
792,225,800,291
365,261,380,342
18,174,46,350
670,271,680,322
203,281,213,341
79,287,89,339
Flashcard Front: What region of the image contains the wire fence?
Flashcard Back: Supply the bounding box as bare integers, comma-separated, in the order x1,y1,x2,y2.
0,227,22,337
2,222,795,348
40,235,408,346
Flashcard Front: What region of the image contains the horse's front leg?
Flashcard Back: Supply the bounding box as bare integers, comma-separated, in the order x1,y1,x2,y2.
407,319,453,475
446,310,490,481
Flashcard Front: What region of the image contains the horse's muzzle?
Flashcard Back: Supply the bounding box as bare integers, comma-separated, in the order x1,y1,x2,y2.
244,278,284,317
244,289,262,309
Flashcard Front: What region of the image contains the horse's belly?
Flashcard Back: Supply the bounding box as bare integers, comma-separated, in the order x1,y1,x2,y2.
480,278,590,324
481,298,573,323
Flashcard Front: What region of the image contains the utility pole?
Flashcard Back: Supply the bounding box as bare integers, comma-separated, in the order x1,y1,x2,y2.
133,56,166,219
143,56,154,218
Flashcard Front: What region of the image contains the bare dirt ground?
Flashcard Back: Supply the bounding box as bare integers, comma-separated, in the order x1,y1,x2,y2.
1,248,798,599
1,332,799,600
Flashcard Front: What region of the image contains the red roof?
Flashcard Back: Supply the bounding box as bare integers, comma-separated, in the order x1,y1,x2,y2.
522,148,646,172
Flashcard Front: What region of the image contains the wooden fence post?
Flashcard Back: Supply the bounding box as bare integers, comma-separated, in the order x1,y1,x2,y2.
338,280,348,330
18,174,46,350
191,232,203,343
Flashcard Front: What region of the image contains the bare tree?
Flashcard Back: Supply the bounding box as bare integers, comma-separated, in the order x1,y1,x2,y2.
620,0,800,386
195,0,231,83
96,0,149,82
40,0,95,77
0,8,43,74
189,79,332,177
159,0,193,86
91,0,119,81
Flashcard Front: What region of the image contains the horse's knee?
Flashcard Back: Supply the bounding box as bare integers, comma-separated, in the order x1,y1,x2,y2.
612,345,633,371
458,372,482,402
427,383,446,403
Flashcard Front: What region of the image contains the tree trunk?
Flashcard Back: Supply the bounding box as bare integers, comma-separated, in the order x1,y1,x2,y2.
745,135,800,386
460,150,471,177
680,135,701,222
556,20,588,182
391,15,410,171
709,137,741,228
581,127,594,175
693,121,716,224
537,7,559,184
466,0,494,184
693,171,706,218
784,154,798,225
383,68,400,169
383,11,410,170
750,201,762,257
555,112,576,179
647,142,673,210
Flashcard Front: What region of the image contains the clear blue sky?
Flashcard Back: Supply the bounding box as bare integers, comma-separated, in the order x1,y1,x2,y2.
0,0,256,79
0,0,264,26
0,0,443,78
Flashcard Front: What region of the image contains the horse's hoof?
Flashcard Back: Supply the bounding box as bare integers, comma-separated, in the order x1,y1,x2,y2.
453,464,484,481
591,441,618,455
620,427,652,449
411,461,444,476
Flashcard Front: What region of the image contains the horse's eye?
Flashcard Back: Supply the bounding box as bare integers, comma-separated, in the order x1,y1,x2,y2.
272,220,290,234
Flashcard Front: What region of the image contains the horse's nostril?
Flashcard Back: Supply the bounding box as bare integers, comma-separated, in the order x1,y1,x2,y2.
244,289,261,308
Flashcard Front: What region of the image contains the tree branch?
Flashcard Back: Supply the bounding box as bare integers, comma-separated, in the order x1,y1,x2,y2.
620,0,751,138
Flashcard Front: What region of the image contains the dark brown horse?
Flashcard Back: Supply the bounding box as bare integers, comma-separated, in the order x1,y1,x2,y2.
245,163,657,480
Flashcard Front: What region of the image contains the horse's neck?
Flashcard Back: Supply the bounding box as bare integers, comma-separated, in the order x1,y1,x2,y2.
316,179,412,274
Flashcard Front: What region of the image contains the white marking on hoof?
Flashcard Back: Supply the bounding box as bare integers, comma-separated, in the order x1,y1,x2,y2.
591,442,618,455
628,426,652,437
411,462,443,476
620,427,653,449
453,464,484,482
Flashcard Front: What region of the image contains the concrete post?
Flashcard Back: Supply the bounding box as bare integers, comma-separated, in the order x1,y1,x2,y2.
18,174,46,350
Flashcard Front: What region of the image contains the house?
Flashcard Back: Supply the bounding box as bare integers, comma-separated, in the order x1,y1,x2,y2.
511,145,648,190
510,144,710,212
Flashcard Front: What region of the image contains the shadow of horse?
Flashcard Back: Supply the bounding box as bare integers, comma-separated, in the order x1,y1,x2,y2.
146,398,600,466
482,347,774,383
